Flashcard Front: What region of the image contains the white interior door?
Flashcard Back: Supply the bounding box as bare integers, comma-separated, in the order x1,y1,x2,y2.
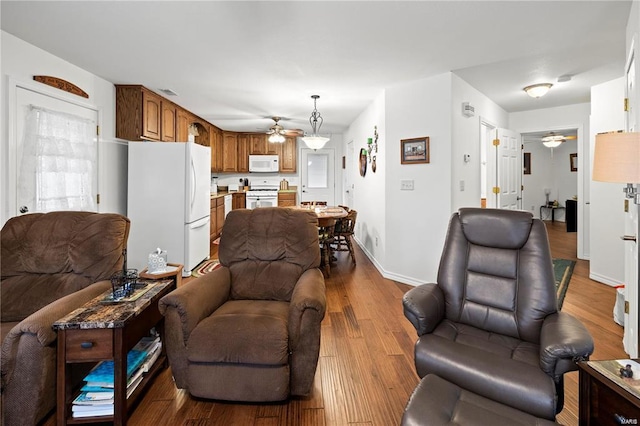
300,148,335,205
344,141,354,207
495,128,522,210
10,80,99,216
624,40,638,357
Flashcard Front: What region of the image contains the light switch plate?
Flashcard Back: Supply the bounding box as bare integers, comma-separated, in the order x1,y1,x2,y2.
401,180,414,190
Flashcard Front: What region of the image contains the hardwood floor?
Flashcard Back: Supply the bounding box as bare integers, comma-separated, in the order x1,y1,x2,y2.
44,220,626,425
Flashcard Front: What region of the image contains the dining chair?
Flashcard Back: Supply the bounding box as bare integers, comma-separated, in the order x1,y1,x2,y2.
318,217,336,277
333,209,357,264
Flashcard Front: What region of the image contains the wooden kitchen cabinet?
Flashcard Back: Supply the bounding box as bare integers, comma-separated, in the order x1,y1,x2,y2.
115,85,161,141
279,136,297,173
176,108,190,142
210,126,223,172
278,192,297,207
161,101,176,142
210,196,226,241
237,134,249,172
210,198,218,242
222,132,238,172
233,192,246,209
216,197,225,237
248,134,277,155
142,90,162,140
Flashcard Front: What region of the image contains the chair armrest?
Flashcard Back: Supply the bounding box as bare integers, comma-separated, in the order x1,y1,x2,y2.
158,266,231,344
539,312,595,379
1,280,111,387
402,283,445,336
288,268,326,348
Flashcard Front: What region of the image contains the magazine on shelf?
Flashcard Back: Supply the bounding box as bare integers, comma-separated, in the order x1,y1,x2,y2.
72,335,161,417
588,359,640,399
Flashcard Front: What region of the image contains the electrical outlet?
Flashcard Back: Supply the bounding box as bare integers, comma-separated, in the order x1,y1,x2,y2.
375,236,379,247
401,180,414,190
459,180,465,191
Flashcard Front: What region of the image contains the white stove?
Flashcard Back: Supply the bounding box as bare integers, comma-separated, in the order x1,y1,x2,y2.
246,180,279,209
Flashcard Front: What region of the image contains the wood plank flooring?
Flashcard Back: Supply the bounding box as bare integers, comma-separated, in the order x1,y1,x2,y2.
44,220,626,425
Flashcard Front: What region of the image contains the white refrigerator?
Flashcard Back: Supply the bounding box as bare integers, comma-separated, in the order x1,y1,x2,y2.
127,142,211,276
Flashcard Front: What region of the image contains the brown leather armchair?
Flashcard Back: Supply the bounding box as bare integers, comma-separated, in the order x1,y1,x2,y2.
159,207,326,401
402,208,594,420
1,211,130,426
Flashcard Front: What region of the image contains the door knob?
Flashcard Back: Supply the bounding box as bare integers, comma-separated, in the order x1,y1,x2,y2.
19,206,28,214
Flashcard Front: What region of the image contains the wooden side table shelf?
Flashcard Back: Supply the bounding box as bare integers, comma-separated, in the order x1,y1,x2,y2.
54,278,177,426
139,263,183,287
578,359,640,425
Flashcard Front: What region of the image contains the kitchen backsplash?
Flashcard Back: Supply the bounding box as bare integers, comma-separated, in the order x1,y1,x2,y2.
212,173,299,189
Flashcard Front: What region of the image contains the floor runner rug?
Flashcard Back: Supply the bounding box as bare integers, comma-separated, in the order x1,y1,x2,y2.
554,258,576,310
191,259,221,278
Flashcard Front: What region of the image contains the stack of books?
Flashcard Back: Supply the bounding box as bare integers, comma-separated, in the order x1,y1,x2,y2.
71,335,162,418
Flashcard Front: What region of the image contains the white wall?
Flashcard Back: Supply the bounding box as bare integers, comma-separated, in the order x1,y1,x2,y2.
450,74,509,211
1,31,126,224
343,91,386,268
590,78,625,286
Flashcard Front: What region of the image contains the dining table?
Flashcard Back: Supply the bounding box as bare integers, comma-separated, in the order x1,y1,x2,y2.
288,205,348,276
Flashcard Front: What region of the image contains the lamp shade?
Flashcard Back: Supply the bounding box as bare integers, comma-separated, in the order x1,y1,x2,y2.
593,132,640,183
301,135,330,150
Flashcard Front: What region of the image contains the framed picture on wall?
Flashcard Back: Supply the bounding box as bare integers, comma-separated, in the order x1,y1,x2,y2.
523,152,531,175
570,153,577,172
401,137,430,164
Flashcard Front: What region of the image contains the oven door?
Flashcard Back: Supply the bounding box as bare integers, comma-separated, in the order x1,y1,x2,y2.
246,195,278,209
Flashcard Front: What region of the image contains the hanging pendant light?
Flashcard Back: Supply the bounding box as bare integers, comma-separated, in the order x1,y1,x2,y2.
301,95,330,150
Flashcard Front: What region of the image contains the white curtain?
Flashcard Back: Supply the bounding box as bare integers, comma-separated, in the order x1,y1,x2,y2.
18,105,97,213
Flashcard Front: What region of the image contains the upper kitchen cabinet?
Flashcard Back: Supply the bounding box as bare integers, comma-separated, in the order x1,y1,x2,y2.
279,136,297,173
210,126,223,172
176,108,191,142
116,85,164,141
249,134,278,155
237,134,249,173
161,101,176,142
222,132,238,172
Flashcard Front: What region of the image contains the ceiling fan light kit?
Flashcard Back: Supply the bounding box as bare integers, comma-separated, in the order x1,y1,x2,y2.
268,133,285,143
523,83,553,98
301,95,330,150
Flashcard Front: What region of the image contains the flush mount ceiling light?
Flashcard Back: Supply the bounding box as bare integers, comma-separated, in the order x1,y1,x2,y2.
523,83,553,98
301,95,330,150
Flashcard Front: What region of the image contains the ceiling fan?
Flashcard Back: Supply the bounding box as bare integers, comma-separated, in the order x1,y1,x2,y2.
265,116,303,143
540,132,576,148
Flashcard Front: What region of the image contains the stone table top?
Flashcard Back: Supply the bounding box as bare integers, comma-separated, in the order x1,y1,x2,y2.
53,279,173,330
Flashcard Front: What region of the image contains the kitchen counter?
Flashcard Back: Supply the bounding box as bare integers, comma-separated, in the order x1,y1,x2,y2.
210,191,245,199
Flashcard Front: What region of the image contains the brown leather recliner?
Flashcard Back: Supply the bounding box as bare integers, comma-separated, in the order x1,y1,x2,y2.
1,211,130,426
159,207,326,401
402,208,594,420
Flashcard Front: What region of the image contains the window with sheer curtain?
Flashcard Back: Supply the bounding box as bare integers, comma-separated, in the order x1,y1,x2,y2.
18,105,97,213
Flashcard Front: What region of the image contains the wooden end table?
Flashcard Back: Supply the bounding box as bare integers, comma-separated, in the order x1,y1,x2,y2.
54,278,176,425
578,359,640,425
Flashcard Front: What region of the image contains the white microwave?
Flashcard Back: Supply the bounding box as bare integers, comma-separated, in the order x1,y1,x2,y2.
249,155,279,173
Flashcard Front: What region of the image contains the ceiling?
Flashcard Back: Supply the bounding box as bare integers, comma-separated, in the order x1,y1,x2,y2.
1,1,632,136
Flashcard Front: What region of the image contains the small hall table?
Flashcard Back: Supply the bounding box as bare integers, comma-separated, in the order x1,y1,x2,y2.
288,205,348,276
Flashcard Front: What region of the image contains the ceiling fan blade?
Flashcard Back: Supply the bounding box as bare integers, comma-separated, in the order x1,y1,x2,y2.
284,129,304,136
564,135,577,140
